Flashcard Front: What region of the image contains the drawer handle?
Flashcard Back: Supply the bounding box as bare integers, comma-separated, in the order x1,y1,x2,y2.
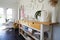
32,22,34,24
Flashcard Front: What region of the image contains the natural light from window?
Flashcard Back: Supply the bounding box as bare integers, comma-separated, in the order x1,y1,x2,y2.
7,8,12,19
0,8,5,25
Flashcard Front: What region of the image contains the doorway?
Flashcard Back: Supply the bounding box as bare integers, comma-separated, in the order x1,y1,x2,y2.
6,8,12,21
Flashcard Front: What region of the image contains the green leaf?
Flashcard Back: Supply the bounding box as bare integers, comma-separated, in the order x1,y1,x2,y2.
35,10,41,19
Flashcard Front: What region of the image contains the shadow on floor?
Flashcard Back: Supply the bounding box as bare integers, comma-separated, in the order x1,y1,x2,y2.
0,28,25,40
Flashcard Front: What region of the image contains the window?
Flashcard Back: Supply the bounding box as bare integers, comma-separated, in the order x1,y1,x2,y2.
0,8,5,24
7,8,12,19
0,8,4,18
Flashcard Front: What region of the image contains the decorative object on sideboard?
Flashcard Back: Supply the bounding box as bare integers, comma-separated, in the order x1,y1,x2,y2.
49,0,58,7
35,10,41,19
35,10,51,22
20,5,25,20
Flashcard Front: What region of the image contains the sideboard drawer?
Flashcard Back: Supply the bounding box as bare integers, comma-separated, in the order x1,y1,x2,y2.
29,21,41,30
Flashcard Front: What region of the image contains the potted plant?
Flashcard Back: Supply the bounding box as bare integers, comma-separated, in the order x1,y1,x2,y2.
35,10,41,20
35,10,51,22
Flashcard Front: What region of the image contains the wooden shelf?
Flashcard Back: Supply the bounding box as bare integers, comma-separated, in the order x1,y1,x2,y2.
19,32,27,40
26,25,40,32
19,20,58,31
18,20,58,40
19,27,39,40
19,20,58,25
19,20,40,31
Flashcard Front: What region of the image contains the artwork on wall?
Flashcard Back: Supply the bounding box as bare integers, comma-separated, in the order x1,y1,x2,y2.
20,5,25,19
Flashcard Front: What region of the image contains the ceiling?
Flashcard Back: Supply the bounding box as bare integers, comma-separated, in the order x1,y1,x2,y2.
0,0,20,8
0,0,19,4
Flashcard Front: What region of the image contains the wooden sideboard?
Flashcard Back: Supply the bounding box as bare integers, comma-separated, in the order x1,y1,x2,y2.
18,20,58,40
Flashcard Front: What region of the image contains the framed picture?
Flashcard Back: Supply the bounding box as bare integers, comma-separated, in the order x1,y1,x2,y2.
20,5,25,19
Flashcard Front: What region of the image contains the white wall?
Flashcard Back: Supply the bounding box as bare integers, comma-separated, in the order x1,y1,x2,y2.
19,0,60,40
19,0,59,22
12,8,18,20
57,0,60,23
53,0,60,40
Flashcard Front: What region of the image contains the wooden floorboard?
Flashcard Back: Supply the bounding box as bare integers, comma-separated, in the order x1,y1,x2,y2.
0,26,25,40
